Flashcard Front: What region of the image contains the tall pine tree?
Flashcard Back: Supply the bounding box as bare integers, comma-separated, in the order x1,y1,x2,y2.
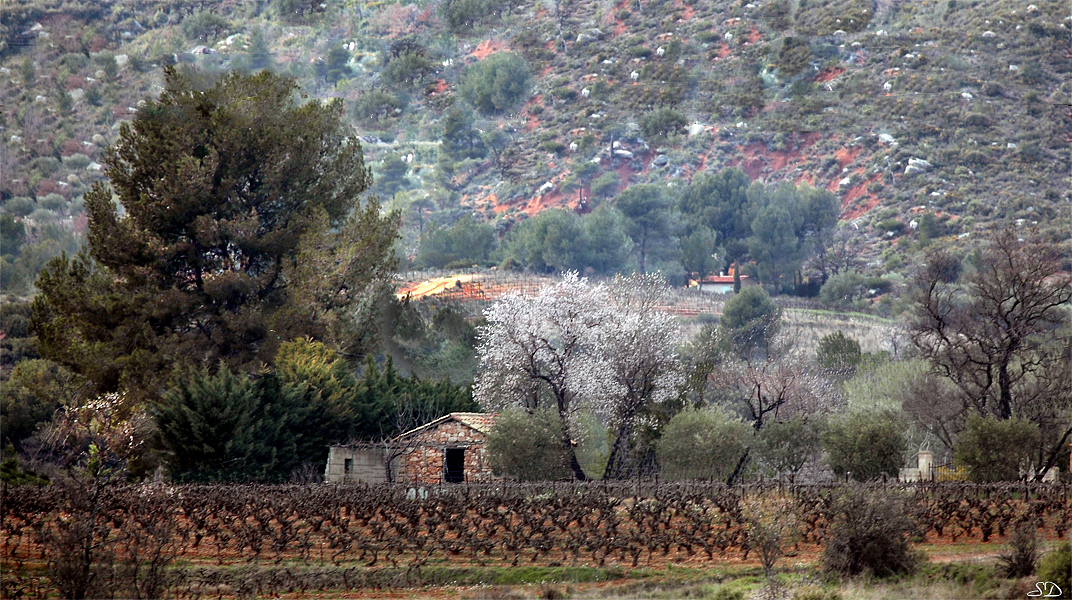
32,68,399,404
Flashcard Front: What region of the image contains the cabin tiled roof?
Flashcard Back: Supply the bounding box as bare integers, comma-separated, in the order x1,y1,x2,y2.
396,412,498,439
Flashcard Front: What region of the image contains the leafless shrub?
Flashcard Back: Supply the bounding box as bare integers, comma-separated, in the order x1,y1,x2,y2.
821,488,918,578
997,523,1037,578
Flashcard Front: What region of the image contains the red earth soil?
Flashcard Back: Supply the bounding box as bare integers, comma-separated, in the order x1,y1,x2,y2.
724,134,881,220
470,39,506,60
729,132,822,180
815,67,846,83
834,146,863,168
678,2,696,20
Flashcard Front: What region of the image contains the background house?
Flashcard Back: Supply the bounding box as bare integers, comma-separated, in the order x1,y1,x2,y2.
689,270,757,294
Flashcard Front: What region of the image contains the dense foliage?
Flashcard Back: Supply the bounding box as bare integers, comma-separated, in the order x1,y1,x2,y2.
486,408,570,481
0,0,1069,498
657,407,750,481
155,348,475,483
822,410,909,482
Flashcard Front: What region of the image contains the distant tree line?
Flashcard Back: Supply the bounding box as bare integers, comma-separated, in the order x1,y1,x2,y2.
413,167,840,295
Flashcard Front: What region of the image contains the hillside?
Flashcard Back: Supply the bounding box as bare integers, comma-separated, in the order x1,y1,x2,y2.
1,0,1069,295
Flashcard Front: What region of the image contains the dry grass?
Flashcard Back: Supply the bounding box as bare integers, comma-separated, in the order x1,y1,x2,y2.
780,309,901,357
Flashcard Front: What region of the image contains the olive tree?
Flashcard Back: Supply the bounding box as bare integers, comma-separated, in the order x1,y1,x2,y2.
658,406,750,481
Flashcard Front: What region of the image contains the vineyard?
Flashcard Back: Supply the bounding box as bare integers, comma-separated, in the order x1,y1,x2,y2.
2,482,1070,597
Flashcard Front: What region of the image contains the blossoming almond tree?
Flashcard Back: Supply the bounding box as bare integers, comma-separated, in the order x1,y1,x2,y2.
597,274,683,479
475,272,681,480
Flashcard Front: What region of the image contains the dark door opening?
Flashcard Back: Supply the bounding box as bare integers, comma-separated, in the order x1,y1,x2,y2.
444,448,465,483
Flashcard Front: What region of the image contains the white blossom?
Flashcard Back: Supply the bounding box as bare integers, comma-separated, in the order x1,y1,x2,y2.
475,272,682,479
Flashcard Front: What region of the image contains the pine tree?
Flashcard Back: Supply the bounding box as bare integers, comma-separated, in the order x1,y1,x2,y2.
32,68,399,404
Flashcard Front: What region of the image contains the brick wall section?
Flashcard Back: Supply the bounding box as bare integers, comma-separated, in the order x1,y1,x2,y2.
399,420,494,484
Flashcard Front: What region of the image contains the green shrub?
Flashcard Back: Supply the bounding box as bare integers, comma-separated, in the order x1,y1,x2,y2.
754,417,822,478
540,140,566,154
276,0,323,24
58,53,89,73
818,272,868,309
0,214,26,256
182,10,231,42
0,360,68,449
877,218,904,233
458,52,531,115
29,208,58,223
38,194,67,211
61,154,92,170
2,197,35,217
33,157,61,177
316,47,352,86
1037,542,1070,599
658,406,751,481
795,0,872,35
590,172,620,199
382,52,436,86
822,488,917,577
440,108,487,160
822,409,907,481
442,0,503,31
88,51,118,78
416,215,499,268
570,160,600,182
719,285,782,354
954,415,1040,482
762,0,792,30
83,86,102,106
816,331,862,370
352,90,405,126
640,108,687,140
774,37,811,76
486,409,570,481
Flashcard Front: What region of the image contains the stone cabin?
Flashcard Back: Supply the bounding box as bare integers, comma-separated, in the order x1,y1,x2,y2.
325,412,498,484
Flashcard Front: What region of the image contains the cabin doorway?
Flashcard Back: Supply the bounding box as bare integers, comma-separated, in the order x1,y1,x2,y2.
444,448,465,483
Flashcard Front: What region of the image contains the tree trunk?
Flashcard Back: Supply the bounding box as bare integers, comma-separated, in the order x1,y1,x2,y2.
997,361,1012,420
725,449,750,486
557,396,587,481
603,419,633,480
1034,425,1072,481
567,447,587,481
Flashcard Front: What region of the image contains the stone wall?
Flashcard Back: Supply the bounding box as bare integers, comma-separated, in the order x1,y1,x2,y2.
324,446,397,483
398,421,494,484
